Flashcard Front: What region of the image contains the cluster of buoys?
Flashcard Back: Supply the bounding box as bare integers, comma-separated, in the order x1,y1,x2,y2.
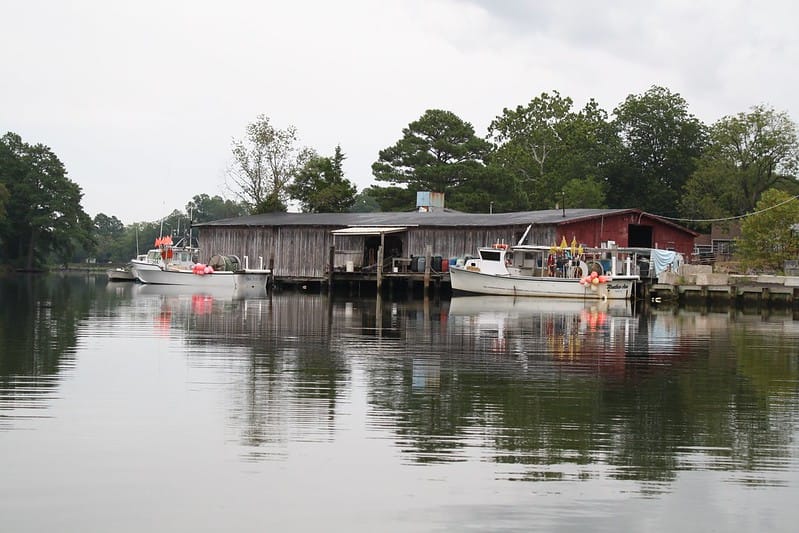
192,263,215,276
579,271,609,288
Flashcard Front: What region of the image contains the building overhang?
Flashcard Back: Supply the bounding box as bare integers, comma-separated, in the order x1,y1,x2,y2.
331,226,408,236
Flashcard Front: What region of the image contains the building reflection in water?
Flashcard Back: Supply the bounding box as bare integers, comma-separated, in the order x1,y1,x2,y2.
7,275,796,491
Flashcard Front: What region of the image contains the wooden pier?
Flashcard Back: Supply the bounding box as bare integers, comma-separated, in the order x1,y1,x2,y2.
644,268,799,308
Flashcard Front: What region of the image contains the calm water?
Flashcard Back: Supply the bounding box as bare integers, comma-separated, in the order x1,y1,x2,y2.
1,274,798,532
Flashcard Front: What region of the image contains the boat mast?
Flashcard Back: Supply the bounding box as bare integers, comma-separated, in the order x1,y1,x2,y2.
188,207,193,249
516,224,532,247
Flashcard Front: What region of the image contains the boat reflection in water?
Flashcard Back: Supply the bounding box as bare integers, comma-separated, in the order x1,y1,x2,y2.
132,280,269,301
447,295,637,366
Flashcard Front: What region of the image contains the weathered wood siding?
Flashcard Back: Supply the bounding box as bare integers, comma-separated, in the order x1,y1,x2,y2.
198,226,334,278
407,226,531,260
197,212,694,280
199,224,557,279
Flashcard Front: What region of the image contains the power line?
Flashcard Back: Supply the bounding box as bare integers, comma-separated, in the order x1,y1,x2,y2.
654,194,799,223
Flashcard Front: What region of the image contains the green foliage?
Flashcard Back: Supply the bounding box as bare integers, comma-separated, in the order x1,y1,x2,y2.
736,189,799,271
489,92,617,209
0,132,93,269
446,164,529,213
681,105,798,220
91,213,126,262
185,194,248,223
366,186,417,212
372,109,492,194
289,145,357,213
0,182,8,221
609,86,707,216
350,189,382,213
227,114,312,213
561,176,607,208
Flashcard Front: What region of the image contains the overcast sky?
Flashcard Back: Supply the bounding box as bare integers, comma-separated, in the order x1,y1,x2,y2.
2,0,797,224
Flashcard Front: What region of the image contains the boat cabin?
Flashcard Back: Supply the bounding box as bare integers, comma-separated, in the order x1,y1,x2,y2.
466,243,640,280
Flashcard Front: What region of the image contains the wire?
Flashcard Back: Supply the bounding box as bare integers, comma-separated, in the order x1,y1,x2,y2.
654,194,799,223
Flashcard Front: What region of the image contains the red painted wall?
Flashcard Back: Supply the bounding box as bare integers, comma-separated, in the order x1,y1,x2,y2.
554,212,695,256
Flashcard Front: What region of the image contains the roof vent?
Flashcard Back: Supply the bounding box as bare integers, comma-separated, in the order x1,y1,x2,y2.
416,191,445,212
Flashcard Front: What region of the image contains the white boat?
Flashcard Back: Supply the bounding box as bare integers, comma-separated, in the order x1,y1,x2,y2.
106,266,136,281
135,265,271,290
449,241,640,300
131,236,270,291
130,250,173,273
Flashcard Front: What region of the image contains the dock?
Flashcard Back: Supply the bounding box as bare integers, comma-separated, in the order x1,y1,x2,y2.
645,266,799,308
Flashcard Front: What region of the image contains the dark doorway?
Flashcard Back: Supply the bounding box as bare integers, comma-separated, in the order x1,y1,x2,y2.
628,224,653,248
364,234,403,268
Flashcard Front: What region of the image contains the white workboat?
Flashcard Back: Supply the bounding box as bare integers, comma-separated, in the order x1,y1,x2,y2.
449,242,640,300
131,236,270,291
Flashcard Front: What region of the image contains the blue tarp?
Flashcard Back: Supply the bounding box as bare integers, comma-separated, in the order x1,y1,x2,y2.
650,249,683,276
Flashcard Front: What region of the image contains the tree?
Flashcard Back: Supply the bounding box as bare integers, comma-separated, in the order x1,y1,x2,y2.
91,213,125,263
289,145,357,213
185,194,248,223
736,189,799,272
489,92,616,209
561,176,607,209
489,91,573,206
227,115,312,213
609,86,707,215
0,182,8,221
0,132,93,269
350,188,382,213
365,186,417,212
446,163,529,213
681,105,799,220
372,109,492,197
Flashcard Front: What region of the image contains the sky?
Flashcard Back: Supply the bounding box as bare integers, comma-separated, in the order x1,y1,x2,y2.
2,0,798,225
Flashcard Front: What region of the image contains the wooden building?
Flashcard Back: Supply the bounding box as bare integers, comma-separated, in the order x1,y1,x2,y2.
193,209,698,283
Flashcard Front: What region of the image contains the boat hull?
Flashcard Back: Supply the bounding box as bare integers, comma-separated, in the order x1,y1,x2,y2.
134,268,270,290
449,266,636,300
106,268,136,281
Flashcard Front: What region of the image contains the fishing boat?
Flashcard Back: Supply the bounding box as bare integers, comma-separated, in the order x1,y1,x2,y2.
449,237,640,300
132,236,270,291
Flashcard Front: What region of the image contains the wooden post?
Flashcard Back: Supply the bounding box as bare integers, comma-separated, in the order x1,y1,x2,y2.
375,292,383,338
423,244,432,295
327,245,335,292
377,244,384,293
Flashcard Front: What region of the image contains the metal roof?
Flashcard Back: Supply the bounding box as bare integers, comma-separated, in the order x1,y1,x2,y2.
195,209,648,228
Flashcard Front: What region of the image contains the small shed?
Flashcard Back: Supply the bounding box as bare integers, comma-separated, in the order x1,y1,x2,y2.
193,209,698,282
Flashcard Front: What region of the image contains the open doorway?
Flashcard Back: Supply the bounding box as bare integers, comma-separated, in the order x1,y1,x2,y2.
364,234,404,268
628,224,653,248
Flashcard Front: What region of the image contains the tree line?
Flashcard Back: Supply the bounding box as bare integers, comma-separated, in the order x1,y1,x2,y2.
2,85,798,270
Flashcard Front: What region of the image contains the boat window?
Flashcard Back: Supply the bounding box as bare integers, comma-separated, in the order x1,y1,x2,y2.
480,250,502,262
175,251,191,263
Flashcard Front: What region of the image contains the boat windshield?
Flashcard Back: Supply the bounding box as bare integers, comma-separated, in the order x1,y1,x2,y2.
173,250,194,264
479,250,502,262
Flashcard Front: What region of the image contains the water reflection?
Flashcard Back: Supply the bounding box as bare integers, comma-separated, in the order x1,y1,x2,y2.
127,287,799,489
0,275,96,430
2,276,799,497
